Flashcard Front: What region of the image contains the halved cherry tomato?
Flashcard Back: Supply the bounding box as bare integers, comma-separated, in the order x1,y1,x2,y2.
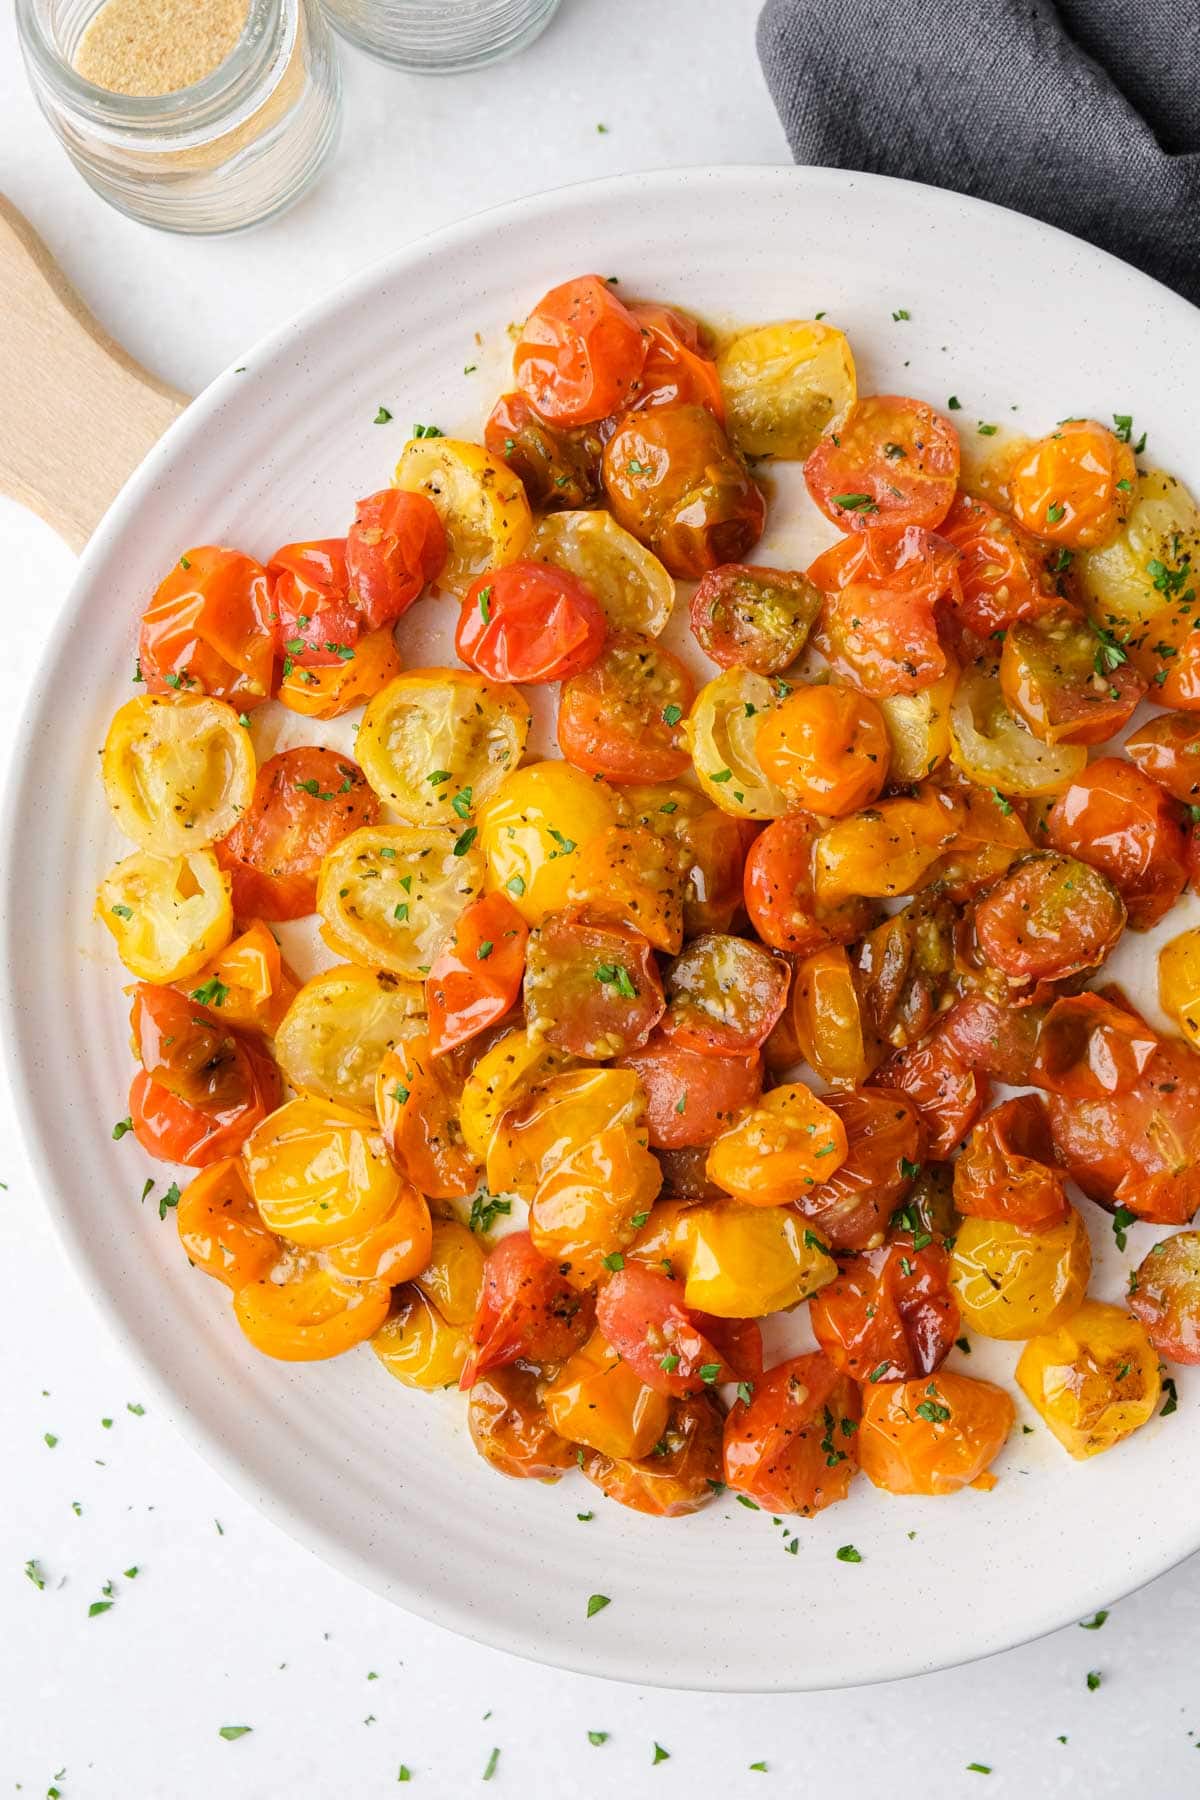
804,395,959,532
1000,606,1145,746
615,1031,763,1150
809,526,957,697
755,685,890,815
851,893,957,1053
813,785,964,906
484,391,605,512
617,785,753,940
244,1095,402,1247
688,564,822,673
556,633,693,782
376,1037,479,1201
323,1181,433,1285
235,1260,391,1362
542,1329,669,1460
973,851,1126,987
652,1145,727,1202
796,1088,924,1249
628,302,725,418
130,981,258,1112
1030,990,1159,1100
485,1066,642,1200
791,943,875,1088
707,1083,848,1205
267,539,361,667
176,921,298,1039
937,491,1061,638
581,1393,723,1516
513,274,646,426
872,1023,987,1160
467,1364,577,1480
216,748,379,921
662,932,789,1056
1015,1300,1159,1458
1045,757,1189,930
425,891,527,1057
567,823,684,953
345,488,447,627
922,772,1032,899
743,813,878,956
530,1126,662,1287
951,1208,1092,1339
952,1095,1068,1229
1125,711,1200,804
458,560,606,685
524,913,664,1059
1009,419,1136,550
809,1237,959,1381
1128,1230,1200,1363
723,1352,859,1515
138,545,274,704
595,1263,732,1396
858,1372,1013,1495
462,1232,596,1387
129,1040,279,1168
683,1198,837,1316
602,405,766,579
275,624,401,720
175,1157,279,1290
939,992,1045,1086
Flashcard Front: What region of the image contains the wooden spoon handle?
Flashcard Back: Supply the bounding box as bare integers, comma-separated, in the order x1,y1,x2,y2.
0,196,190,553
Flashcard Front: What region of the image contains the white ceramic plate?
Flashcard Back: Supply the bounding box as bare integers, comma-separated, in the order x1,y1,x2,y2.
7,167,1200,1692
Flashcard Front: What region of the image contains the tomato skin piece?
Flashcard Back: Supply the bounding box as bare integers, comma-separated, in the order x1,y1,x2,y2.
581,1392,724,1517
1045,757,1189,931
344,487,447,629
595,1264,732,1396
524,913,664,1060
743,813,878,956
1000,605,1146,747
937,490,1062,638
615,1031,763,1150
425,891,527,1057
858,1372,1014,1495
1128,1230,1200,1363
723,1352,859,1515
952,1095,1069,1229
130,981,258,1113
216,747,379,922
973,851,1127,987
871,1025,987,1161
804,395,960,533
1124,711,1200,804
484,391,605,512
138,545,274,705
809,1237,960,1382
602,405,766,580
175,1157,280,1291
809,526,958,698
755,685,890,815
796,1088,924,1250
513,274,646,426
457,560,606,685
467,1364,577,1481
462,1232,596,1388
688,564,822,673
1030,990,1159,1101
129,1040,280,1168
267,539,363,667
1010,419,1137,550
661,932,790,1057
556,633,693,782
628,302,726,420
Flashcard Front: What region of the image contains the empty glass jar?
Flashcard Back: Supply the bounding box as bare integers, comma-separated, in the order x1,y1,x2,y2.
320,0,561,73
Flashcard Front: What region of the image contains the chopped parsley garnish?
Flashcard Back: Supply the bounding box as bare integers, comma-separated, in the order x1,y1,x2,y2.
468,1193,512,1235
698,1363,721,1385
916,1398,951,1424
662,703,683,726
1086,1670,1102,1691
832,493,878,512
158,1182,181,1221
947,395,962,411
373,406,393,423
476,940,494,959
112,1116,133,1140
652,1743,670,1764
218,1725,253,1741
1111,1205,1137,1251
190,977,229,1008
835,1544,862,1563
482,1747,500,1781
427,769,452,785
478,584,492,622
659,1353,680,1374
588,1730,609,1745
453,826,478,857
24,1558,46,1589
1046,501,1066,524
506,874,526,897
586,1593,611,1617
891,308,910,322
601,1252,625,1272
411,423,444,438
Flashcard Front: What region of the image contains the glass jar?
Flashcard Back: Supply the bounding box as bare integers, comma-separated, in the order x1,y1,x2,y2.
321,0,560,73
16,0,342,235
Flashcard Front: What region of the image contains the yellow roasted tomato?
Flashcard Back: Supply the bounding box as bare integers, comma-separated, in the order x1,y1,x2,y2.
235,1258,391,1361
97,848,232,982
949,662,1087,797
355,669,530,821
1016,1300,1161,1458
542,1330,670,1460
276,625,401,720
1076,468,1200,633
458,1026,579,1162
1158,928,1200,1051
376,1037,481,1201
176,919,297,1038
706,1083,848,1204
317,824,484,978
683,1198,837,1316
393,437,532,595
371,1287,470,1389
567,824,685,954
274,964,426,1110
858,1372,1014,1495
790,944,874,1088
530,1126,663,1287
413,1220,486,1327
322,1181,432,1285
950,1208,1091,1340
101,691,255,854
877,662,958,783
486,1067,646,1200
716,319,856,460
175,1157,280,1291
813,786,963,906
244,1096,402,1248
477,760,617,925
528,509,675,637
686,668,790,819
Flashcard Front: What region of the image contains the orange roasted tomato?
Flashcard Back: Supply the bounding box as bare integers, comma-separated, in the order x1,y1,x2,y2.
138,545,274,704
323,1181,432,1285
557,633,693,782
1128,1230,1200,1364
688,564,822,673
661,932,790,1056
973,851,1127,988
615,1031,763,1150
513,274,646,426
707,1083,849,1205
809,527,958,697
937,491,1061,638
128,984,281,1167
810,1235,960,1382
601,405,766,579
616,784,753,940
216,748,379,921
1031,989,1159,1100
542,1329,670,1460
276,625,401,719
813,785,964,906
234,1258,391,1361
462,1231,596,1387
1009,418,1137,550
524,913,664,1059
458,560,606,685
754,685,890,815
581,1392,724,1517
175,921,298,1038
175,1156,279,1290
466,1364,577,1481
872,1020,987,1160
1045,757,1189,930
628,302,725,419
595,1263,734,1396
344,489,447,629
1015,1300,1160,1458
795,1088,924,1249
244,1095,403,1247
376,1037,480,1202
529,1125,663,1287
952,1095,1069,1229
1124,711,1200,804
723,1352,859,1515
1000,606,1146,746
425,890,528,1057
485,1065,642,1197
790,943,875,1089
804,395,959,532
484,391,605,512
858,1372,1014,1494
743,813,878,956
267,538,362,667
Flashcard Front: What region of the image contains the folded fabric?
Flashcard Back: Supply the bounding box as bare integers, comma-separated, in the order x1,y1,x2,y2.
757,0,1200,305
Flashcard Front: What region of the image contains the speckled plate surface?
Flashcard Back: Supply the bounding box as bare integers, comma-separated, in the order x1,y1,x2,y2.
6,167,1200,1691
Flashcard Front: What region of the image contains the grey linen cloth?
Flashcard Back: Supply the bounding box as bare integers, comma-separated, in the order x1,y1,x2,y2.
757,0,1200,306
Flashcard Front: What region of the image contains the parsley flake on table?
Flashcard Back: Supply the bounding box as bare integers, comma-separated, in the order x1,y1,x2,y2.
1079,1610,1109,1630
1086,1670,1102,1691
218,1725,253,1741
652,1743,670,1764
24,1558,46,1589
482,1747,500,1780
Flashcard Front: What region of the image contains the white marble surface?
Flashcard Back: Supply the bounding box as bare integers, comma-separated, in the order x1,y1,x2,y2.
3,2,1200,1794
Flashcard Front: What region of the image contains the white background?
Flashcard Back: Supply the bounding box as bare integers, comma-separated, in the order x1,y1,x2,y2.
3,2,1200,1795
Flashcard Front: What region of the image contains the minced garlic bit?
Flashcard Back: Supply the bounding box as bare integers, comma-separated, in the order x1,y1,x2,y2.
75,0,247,97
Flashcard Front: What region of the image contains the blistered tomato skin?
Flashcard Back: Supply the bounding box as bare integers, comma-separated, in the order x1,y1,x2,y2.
345,488,446,628
682,1200,837,1317
524,913,664,1059
376,1037,480,1201
950,1208,1092,1340
217,748,380,921
938,492,1060,637
952,1096,1069,1230
138,545,274,703
425,891,527,1057
1000,605,1146,747
810,1237,960,1382
629,302,726,419
804,395,960,532
236,1264,391,1362
858,1373,1014,1495
661,932,790,1057
595,1264,732,1397
872,1023,987,1162
463,1232,596,1388
477,760,617,926
1010,419,1137,550
458,561,606,685
513,274,646,426
542,1330,670,1461
809,526,957,698
743,814,878,956
602,405,766,579
557,633,693,783
1015,1300,1160,1458
1124,712,1200,803
723,1352,860,1515
1128,1230,1200,1363
1031,990,1159,1100
1045,757,1189,931
175,1157,279,1290
130,1043,280,1169
267,539,359,667
244,1095,402,1248
529,1126,662,1288
485,392,605,512
796,1088,924,1250
614,1032,763,1150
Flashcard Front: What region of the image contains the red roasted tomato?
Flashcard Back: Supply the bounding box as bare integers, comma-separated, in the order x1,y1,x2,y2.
804,395,960,533
462,1232,596,1388
513,274,646,426
628,303,725,419
216,747,380,921
1045,757,1189,930
345,489,447,629
523,913,665,1059
796,1088,924,1250
457,561,606,684
723,1352,860,1515
557,634,694,782
138,545,274,704
615,1032,763,1149
596,1264,734,1396
661,933,790,1057
937,490,1061,638
809,1237,960,1382
809,526,958,697
425,891,528,1057
267,539,362,667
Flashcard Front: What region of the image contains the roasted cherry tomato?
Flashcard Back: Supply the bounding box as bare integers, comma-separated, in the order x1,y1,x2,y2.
661,932,789,1057
872,1022,987,1160
950,1208,1091,1340
1031,989,1159,1100
513,274,646,426
98,848,232,986
723,1352,859,1515
485,1065,643,1199
1128,1230,1200,1363
478,760,617,926
236,1261,391,1362
628,302,725,418
1045,757,1189,930
275,624,401,720
530,1125,662,1287
323,1181,433,1285
267,538,361,667
138,545,274,704
1000,604,1145,746
273,964,424,1111
755,685,890,815
921,773,1032,899
556,633,693,782
217,747,379,921
102,692,255,856
813,785,963,907
129,1042,279,1169
177,921,298,1039
688,564,822,673
653,1145,727,1203
318,824,484,980
1124,711,1200,804
568,823,684,952
1160,927,1200,1052
717,318,856,461
373,1288,471,1390
796,1088,924,1250
244,1095,402,1247
937,491,1061,638
175,1157,279,1290
615,1031,763,1150
458,1027,576,1164
463,1232,596,1388
131,981,260,1113
973,851,1126,988
376,1036,480,1201
948,659,1087,797
858,1372,1013,1494
602,405,766,579
1015,1300,1160,1458
458,560,605,685
467,1364,576,1481
804,395,959,532
484,391,605,512
809,526,957,697
851,892,957,1053
743,813,878,956
595,1264,733,1396
528,508,675,637
707,1084,848,1205
524,913,664,1059
581,1393,724,1517
344,488,447,627
617,784,752,940
791,944,875,1088
414,1220,486,1328
810,1236,959,1381
542,1329,669,1460
682,1198,836,1316
952,1095,1068,1229
355,667,530,824
1010,419,1137,550
939,992,1045,1086
425,891,528,1057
